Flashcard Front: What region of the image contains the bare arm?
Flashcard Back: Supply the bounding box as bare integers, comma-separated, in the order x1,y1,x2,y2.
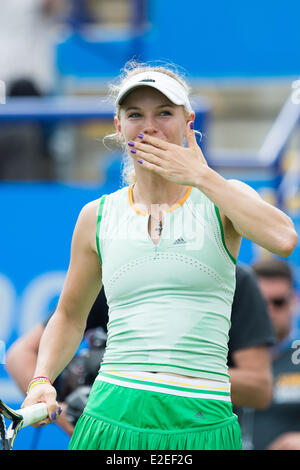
6,323,77,436
229,346,273,409
129,124,298,258
22,199,102,422
33,200,101,382
197,174,297,258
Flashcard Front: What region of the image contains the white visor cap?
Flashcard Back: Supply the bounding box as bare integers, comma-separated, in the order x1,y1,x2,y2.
115,71,193,113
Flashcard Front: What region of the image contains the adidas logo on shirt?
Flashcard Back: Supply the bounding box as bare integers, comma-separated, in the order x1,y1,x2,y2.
173,237,187,245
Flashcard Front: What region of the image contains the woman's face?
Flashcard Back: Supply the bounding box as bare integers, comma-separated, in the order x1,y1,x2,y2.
115,87,194,146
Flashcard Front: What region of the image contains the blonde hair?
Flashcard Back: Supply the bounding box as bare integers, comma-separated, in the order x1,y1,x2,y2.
103,60,193,186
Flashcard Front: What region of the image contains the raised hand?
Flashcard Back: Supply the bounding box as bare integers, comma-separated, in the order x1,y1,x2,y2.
128,121,207,187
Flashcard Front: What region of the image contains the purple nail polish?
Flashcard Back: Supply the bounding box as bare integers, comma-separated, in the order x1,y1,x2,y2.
190,121,194,130
51,412,56,420
138,133,144,139
127,141,135,147
138,159,143,164
58,407,62,415
130,149,137,154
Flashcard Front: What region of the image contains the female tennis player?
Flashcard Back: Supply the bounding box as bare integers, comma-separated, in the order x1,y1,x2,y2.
22,62,298,450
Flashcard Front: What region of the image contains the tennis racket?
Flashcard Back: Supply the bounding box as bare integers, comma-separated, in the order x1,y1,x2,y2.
0,399,48,450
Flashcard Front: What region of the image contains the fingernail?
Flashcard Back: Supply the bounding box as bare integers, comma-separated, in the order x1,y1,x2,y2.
138,159,143,164
127,141,135,147
138,133,144,139
58,407,62,415
190,121,194,130
51,412,56,421
130,149,137,154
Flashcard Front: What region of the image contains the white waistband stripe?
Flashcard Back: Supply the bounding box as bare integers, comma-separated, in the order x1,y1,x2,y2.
96,371,231,402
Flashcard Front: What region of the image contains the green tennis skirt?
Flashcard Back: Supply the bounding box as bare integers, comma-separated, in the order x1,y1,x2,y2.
68,370,242,450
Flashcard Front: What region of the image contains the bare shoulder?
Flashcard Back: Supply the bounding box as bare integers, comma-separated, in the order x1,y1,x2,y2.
77,198,102,224
74,198,102,253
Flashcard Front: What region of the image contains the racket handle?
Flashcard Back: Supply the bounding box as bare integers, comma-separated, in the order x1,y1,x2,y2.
16,403,48,428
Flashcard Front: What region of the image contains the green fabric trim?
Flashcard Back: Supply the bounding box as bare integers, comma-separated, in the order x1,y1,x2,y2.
214,205,237,265
96,195,107,265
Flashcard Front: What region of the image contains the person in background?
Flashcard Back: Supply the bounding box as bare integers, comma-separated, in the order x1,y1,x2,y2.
228,263,275,411
239,257,300,450
0,0,65,181
0,79,57,180
0,0,63,95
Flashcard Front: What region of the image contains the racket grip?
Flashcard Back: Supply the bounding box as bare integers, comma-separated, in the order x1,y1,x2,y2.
16,403,48,428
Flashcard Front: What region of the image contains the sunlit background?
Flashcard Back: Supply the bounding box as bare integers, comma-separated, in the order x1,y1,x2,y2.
0,0,300,449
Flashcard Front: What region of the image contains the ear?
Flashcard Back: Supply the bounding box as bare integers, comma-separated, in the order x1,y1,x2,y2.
186,111,195,124
114,116,123,138
181,111,195,146
184,111,198,149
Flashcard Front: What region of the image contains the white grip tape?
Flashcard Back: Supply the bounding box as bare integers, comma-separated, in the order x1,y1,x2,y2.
16,403,48,428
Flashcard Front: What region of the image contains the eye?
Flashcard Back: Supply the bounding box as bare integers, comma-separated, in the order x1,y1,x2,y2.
159,110,172,116
128,112,141,118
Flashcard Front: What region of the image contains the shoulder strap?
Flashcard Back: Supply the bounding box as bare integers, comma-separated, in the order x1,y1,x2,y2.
96,195,107,265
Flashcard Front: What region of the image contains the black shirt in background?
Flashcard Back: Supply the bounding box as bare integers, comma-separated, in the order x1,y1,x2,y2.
228,263,275,367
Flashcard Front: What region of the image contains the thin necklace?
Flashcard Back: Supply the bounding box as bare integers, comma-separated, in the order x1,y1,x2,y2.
133,185,187,238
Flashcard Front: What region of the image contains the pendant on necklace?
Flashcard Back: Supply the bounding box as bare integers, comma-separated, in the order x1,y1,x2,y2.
155,220,163,236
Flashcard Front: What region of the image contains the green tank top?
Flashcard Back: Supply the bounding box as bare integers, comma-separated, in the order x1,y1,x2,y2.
96,185,236,382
